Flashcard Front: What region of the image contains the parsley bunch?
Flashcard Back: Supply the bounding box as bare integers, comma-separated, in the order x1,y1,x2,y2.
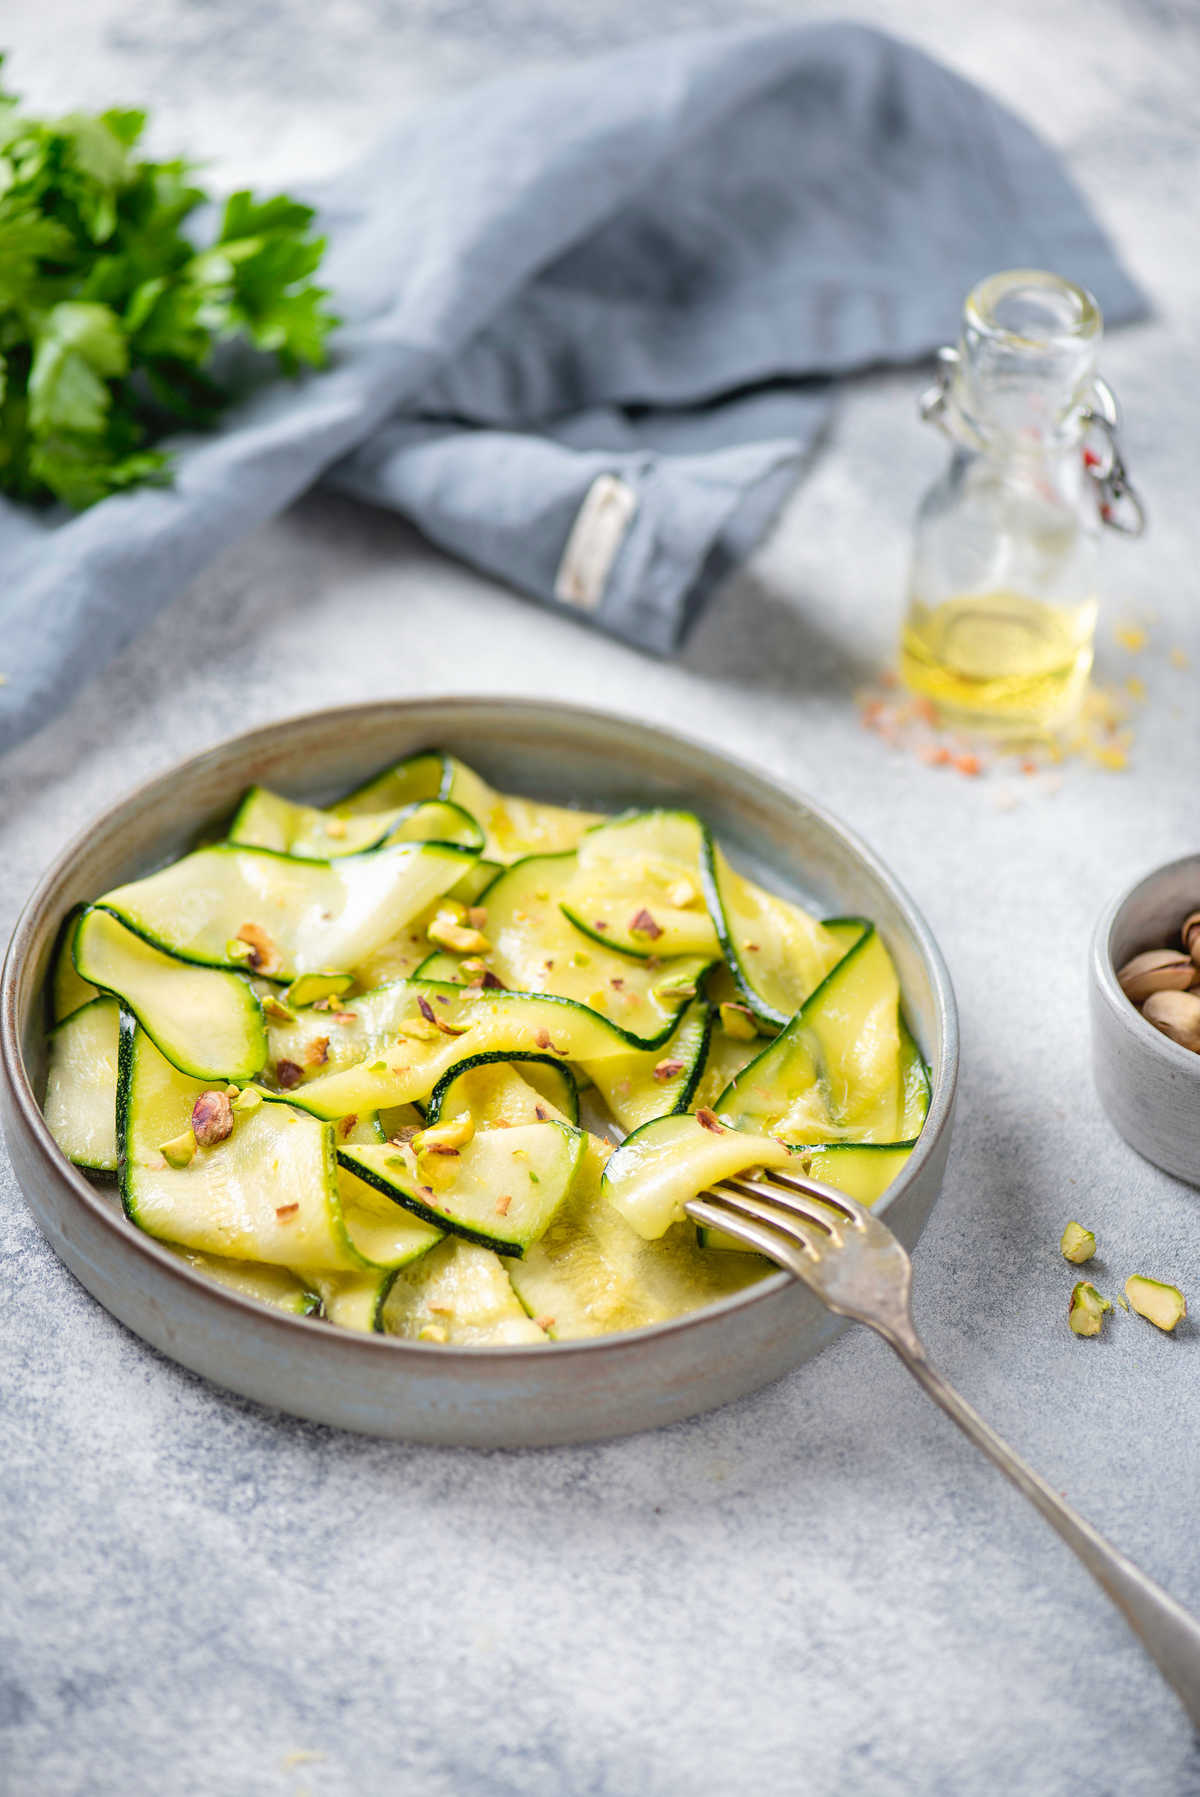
0,62,338,509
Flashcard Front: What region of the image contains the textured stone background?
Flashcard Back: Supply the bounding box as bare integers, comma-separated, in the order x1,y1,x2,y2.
2,3,1200,1793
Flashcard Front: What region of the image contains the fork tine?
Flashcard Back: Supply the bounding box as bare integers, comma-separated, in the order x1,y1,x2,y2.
756,1163,870,1226
719,1173,844,1240
693,1182,832,1254
686,1195,820,1269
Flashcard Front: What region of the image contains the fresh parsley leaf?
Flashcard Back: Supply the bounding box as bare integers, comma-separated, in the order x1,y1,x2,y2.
0,57,337,509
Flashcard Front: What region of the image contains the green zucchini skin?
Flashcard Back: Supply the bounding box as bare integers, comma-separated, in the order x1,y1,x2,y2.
49,902,98,1025
76,907,267,1083
331,750,452,817
426,1052,580,1126
97,839,479,979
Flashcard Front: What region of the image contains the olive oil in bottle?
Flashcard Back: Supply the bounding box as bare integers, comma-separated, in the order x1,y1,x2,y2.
900,588,1097,733
900,270,1142,735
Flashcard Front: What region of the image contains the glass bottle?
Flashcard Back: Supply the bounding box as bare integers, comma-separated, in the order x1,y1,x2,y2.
899,269,1144,736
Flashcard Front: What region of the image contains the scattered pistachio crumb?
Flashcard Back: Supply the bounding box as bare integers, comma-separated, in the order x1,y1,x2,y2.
1059,1221,1095,1265
1125,1275,1186,1332
1068,1281,1111,1337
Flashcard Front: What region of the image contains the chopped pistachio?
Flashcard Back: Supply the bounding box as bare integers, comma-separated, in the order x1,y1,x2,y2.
224,937,257,966
718,1000,758,1041
1125,1275,1187,1332
412,1111,476,1155
261,994,296,1024
667,878,699,909
322,816,347,840
234,921,282,976
285,971,354,1008
653,974,697,1004
396,1017,440,1041
1068,1282,1111,1338
191,1089,234,1146
570,949,591,968
1060,1221,1096,1265
418,1323,448,1343
429,905,488,963
231,1086,263,1114
160,1128,197,1169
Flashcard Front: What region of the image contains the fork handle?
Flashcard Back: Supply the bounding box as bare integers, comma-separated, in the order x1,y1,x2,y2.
886,1330,1200,1731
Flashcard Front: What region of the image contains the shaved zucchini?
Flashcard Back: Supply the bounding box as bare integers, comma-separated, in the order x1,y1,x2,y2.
230,788,484,859
583,996,712,1133
601,1111,792,1240
98,839,477,980
701,832,847,1029
510,1148,766,1337
118,1019,359,1269
427,1053,578,1126
50,904,98,1023
563,809,720,959
339,1119,584,1256
699,1138,919,1252
340,859,502,990
44,745,932,1348
172,1250,322,1315
75,907,266,1081
309,1268,400,1331
336,751,601,863
716,926,928,1145
380,1238,548,1344
806,1140,917,1203
334,1112,447,1270
44,995,121,1171
478,854,712,1045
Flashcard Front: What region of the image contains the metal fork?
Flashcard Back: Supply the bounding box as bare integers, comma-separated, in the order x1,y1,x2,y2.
688,1166,1200,1731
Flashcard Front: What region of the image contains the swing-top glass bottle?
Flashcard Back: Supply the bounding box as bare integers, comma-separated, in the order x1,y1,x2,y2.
899,269,1144,735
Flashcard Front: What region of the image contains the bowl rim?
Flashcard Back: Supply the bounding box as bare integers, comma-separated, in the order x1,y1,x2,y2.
1,694,959,1363
1090,850,1200,1081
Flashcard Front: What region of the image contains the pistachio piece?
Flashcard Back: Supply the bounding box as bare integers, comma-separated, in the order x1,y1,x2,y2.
667,878,699,910
1060,1220,1096,1264
1184,910,1200,966
234,922,282,976
1125,1275,1187,1332
160,1128,197,1169
260,994,296,1024
1068,1281,1111,1337
1117,948,1196,1004
653,973,697,1005
629,907,663,941
191,1089,234,1147
231,1086,263,1114
1142,989,1200,1054
224,937,257,966
718,1000,759,1041
412,1112,475,1156
285,971,354,1008
275,1058,303,1090
427,907,491,954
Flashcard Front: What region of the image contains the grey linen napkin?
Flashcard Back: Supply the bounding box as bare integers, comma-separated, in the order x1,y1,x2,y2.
0,21,1145,752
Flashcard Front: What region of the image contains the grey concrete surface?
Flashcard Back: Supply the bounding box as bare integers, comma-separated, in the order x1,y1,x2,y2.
2,3,1199,1793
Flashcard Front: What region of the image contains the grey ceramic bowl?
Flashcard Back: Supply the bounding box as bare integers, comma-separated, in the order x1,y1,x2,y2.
1091,853,1200,1187
1,697,957,1447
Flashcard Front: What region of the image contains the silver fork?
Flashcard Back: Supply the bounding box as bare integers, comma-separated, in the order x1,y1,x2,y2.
688,1166,1200,1731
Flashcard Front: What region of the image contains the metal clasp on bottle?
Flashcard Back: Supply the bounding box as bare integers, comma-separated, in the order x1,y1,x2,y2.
919,350,1146,536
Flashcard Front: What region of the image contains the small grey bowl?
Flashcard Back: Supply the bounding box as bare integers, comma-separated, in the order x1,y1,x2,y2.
1091,853,1200,1187
1,697,957,1446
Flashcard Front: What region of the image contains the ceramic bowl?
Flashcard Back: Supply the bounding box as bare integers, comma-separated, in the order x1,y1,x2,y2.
1090,853,1200,1187
1,698,958,1446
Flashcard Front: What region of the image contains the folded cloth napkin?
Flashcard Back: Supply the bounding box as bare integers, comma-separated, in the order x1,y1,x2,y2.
0,21,1144,752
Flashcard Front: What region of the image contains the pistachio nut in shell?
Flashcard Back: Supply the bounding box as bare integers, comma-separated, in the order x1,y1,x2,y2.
1142,988,1200,1055
1118,948,1196,1004
1183,910,1200,967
